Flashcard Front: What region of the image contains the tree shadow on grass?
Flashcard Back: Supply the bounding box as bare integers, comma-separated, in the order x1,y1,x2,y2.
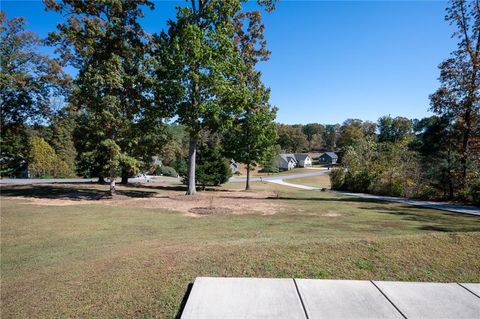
0,184,157,200
266,195,384,204
358,205,480,233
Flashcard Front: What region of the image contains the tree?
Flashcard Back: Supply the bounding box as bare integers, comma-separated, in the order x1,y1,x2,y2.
378,115,413,143
429,0,480,192
337,119,367,150
158,0,273,195
196,136,232,189
276,124,308,153
29,136,71,178
49,106,77,174
303,123,325,150
223,7,277,190
45,0,166,193
413,115,462,199
0,12,69,177
323,124,340,150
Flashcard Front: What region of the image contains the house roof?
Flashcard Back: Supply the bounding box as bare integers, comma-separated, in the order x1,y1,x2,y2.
278,154,297,163
293,153,311,161
321,152,338,159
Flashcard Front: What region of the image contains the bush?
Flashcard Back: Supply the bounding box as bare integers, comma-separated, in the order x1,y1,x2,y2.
155,165,178,177
29,136,75,178
170,155,188,177
330,168,346,190
195,142,232,188
259,163,279,173
469,180,480,205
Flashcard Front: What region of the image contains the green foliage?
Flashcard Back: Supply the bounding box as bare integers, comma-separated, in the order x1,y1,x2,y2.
158,0,273,194
331,139,422,198
155,165,178,177
276,124,308,152
330,168,346,190
45,1,166,183
0,13,69,177
49,108,77,173
195,140,232,188
29,137,73,178
377,116,413,143
170,155,188,177
429,0,480,195
337,119,376,150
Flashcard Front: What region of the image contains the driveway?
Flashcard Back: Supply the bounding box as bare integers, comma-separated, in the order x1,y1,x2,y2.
229,169,329,183
263,178,480,216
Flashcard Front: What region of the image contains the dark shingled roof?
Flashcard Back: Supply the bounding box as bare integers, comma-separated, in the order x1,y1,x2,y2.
321,152,338,159
294,153,311,161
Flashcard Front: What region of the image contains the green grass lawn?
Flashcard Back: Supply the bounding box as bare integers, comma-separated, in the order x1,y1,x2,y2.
1,182,479,318
288,174,332,188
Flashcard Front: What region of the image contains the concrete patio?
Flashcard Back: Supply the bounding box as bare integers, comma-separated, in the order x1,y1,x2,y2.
180,277,480,319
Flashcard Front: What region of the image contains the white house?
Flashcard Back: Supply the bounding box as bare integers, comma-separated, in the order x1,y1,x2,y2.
293,153,313,167
276,154,297,170
276,153,313,170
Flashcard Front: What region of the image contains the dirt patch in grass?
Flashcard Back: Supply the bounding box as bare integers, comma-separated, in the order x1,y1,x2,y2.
320,211,348,217
189,207,233,215
13,189,285,216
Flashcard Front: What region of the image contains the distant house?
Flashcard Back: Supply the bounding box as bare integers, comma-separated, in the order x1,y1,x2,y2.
294,153,313,167
319,152,338,165
276,154,297,171
276,153,313,170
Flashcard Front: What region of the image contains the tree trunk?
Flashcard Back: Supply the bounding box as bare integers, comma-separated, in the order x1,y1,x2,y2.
109,169,116,196
98,176,105,184
460,107,471,184
121,169,128,184
187,138,197,195
110,179,116,195
245,162,251,191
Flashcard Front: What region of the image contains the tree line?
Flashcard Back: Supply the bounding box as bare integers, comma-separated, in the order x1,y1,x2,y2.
0,0,277,194
1,0,478,203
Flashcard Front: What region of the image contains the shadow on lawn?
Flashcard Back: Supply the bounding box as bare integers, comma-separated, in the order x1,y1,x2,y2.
0,184,157,200
358,205,480,232
267,195,384,204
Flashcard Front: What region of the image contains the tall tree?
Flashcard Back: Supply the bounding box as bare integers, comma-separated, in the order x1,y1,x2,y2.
276,124,308,153
45,0,166,193
158,0,272,195
430,0,480,189
378,115,413,143
303,123,325,150
0,12,69,177
223,7,276,190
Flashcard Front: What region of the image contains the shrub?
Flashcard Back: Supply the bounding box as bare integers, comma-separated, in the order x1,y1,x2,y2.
195,143,232,188
155,165,178,177
469,180,480,205
29,137,75,178
260,163,279,173
170,155,188,177
330,168,346,190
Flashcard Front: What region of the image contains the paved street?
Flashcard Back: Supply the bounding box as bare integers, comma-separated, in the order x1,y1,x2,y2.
180,277,480,319
0,170,329,185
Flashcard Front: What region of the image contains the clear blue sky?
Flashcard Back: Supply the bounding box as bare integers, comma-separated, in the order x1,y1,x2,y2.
2,0,456,124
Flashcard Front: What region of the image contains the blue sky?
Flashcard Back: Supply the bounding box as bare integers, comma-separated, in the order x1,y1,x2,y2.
2,0,456,124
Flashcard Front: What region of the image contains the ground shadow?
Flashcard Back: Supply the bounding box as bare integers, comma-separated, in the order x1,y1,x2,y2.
0,184,157,200
267,195,385,204
175,282,193,319
358,205,480,232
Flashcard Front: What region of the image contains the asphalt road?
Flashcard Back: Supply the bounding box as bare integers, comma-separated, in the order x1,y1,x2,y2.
0,169,329,185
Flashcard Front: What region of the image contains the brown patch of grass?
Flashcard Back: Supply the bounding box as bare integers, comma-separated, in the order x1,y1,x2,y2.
3,184,285,216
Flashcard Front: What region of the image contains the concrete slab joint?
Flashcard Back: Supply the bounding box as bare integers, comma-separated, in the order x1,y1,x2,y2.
180,278,480,319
